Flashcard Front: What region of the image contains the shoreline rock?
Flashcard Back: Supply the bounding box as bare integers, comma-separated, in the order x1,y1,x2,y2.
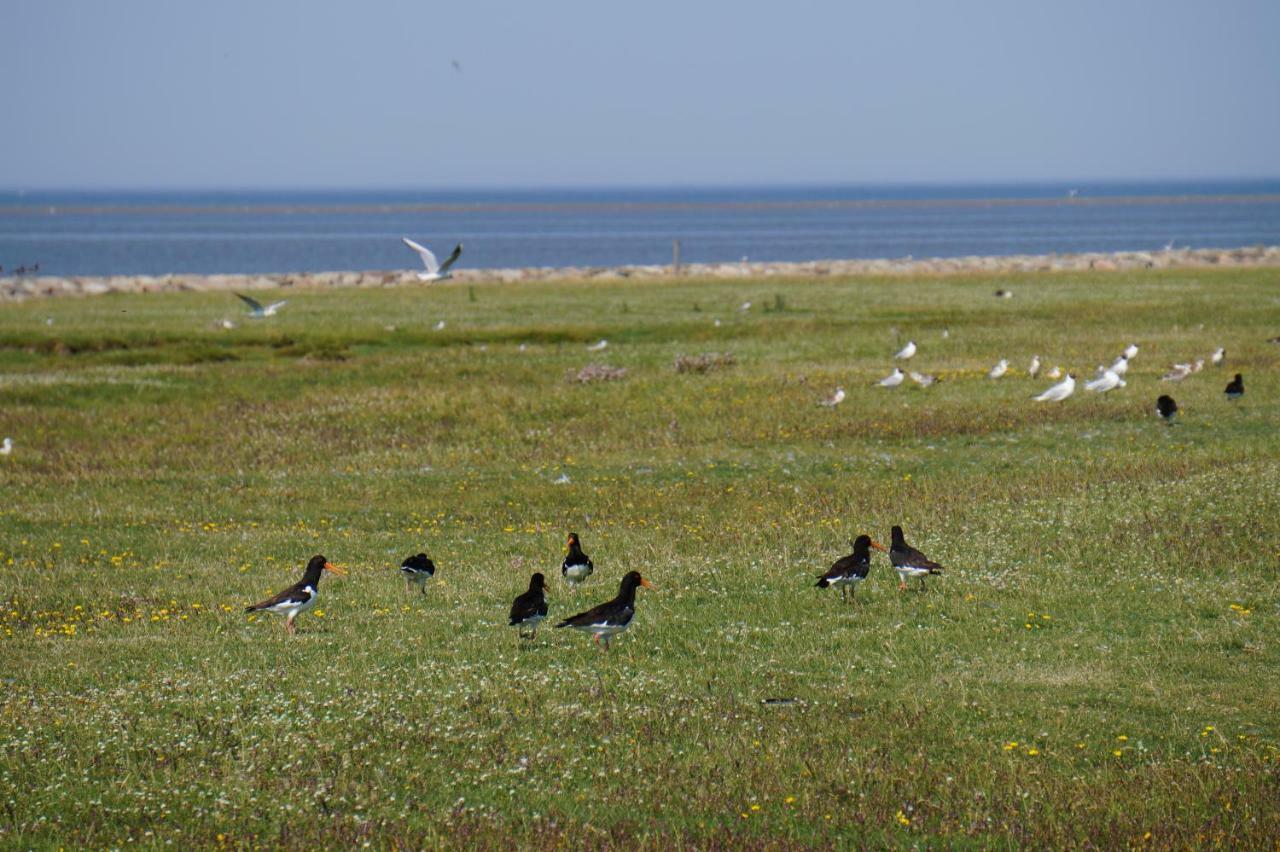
2,245,1278,303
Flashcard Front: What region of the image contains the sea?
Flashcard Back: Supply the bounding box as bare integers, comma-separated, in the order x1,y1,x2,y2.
2,181,1279,278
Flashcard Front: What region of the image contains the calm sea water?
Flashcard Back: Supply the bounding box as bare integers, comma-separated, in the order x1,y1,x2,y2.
1,181,1278,277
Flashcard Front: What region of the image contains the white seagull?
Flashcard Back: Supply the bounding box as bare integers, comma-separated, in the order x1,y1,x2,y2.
877,367,905,388
739,301,752,312
909,370,937,387
235,293,287,317
0,437,11,456
893,341,917,360
1109,355,1129,376
988,359,1008,379
402,237,463,282
1046,365,1062,380
1033,373,1076,402
1085,369,1125,393
819,387,846,408
1162,362,1193,382
587,339,609,352
1211,347,1225,365
1123,343,1139,360
1028,355,1041,378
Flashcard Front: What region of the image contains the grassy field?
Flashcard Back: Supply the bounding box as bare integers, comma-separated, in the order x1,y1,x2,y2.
1,268,1278,848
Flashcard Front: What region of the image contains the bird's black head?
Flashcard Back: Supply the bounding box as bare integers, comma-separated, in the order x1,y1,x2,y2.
566,533,582,550
852,534,888,554
890,525,906,546
619,570,653,593
401,553,435,573
530,572,547,591
304,554,346,582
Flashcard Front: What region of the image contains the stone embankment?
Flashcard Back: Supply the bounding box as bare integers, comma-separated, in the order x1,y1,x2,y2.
3,245,1278,302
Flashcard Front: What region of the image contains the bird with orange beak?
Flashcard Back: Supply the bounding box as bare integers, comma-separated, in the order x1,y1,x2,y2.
561,532,594,588
815,535,886,602
245,554,346,634
555,571,652,650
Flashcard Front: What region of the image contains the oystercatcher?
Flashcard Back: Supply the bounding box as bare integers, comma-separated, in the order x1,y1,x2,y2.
1225,373,1244,401
561,533,594,588
555,571,652,650
245,555,346,634
399,553,436,594
509,573,550,639
815,535,886,602
888,526,944,592
1155,394,1178,423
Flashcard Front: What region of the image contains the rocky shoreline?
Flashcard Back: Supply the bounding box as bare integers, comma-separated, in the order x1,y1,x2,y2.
3,245,1278,302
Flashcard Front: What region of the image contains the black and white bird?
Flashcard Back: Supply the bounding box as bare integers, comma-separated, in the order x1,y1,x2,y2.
1123,343,1139,360
1155,394,1178,422
235,292,287,317
877,367,905,388
561,533,594,587
398,553,436,594
1109,355,1129,376
888,526,944,592
508,573,550,639
402,237,463,282
1225,373,1244,401
245,555,346,634
554,571,652,650
1085,369,1125,393
815,534,886,602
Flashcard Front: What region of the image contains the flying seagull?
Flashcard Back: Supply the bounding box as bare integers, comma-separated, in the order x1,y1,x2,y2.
235,293,287,317
402,237,463,282
1033,373,1076,402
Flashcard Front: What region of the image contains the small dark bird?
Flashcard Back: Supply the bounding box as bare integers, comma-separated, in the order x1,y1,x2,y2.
561,532,594,587
815,535,886,602
245,555,346,634
509,573,549,639
555,571,652,650
1155,395,1178,423
1224,373,1244,401
888,525,944,592
398,553,436,594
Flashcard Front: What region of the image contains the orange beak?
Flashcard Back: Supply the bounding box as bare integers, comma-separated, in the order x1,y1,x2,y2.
639,577,654,589
324,562,348,576
870,541,887,552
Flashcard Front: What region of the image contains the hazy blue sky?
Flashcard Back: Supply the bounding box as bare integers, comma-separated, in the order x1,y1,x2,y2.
3,0,1278,189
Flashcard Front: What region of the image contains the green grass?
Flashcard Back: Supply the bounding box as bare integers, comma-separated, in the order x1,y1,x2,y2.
1,268,1278,848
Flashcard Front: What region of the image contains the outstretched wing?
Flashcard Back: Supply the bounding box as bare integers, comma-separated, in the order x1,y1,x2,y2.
437,243,463,274
402,237,439,274
235,292,264,312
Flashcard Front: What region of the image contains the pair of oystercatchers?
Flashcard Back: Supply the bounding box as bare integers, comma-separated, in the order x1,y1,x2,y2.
1154,373,1245,424
509,569,653,649
815,526,945,596
245,555,347,634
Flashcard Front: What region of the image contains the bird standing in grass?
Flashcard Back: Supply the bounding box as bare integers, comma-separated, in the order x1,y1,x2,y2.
1156,395,1178,423
888,526,944,592
561,533,594,588
555,571,652,650
894,341,917,360
988,359,1009,379
819,387,846,407
1225,373,1244,401
878,367,905,388
1033,373,1076,402
1211,347,1225,366
1028,355,1041,378
1124,343,1139,360
398,553,436,595
815,535,886,602
509,573,550,639
0,437,11,456
245,555,346,634
1085,369,1125,393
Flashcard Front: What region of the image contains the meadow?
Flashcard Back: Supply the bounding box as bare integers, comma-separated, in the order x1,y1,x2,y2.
1,267,1278,848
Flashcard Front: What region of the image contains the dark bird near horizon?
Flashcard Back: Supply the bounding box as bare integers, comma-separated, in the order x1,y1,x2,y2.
555,571,652,650
245,555,346,634
815,535,886,602
1225,373,1244,401
888,526,944,593
509,573,549,639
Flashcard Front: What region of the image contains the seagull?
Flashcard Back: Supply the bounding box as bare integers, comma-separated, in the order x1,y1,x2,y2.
908,371,937,387
739,301,752,312
1033,373,1076,402
1190,359,1205,373
1162,363,1193,382
1211,347,1225,365
1162,239,1176,252
1085,369,1125,393
988,359,1008,379
1109,355,1129,376
1156,395,1178,422
941,328,950,339
244,555,346,635
433,320,447,331
402,237,463,282
1224,373,1244,401
893,341,917,360
1046,366,1062,380
819,387,846,407
877,367,905,388
553,473,571,485
587,339,608,352
1123,343,1139,360
398,553,436,595
508,573,549,640
0,438,11,456
1028,355,1041,378
235,293,287,317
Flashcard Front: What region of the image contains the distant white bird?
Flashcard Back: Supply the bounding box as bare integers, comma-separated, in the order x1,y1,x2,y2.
1085,369,1125,393
894,341,917,360
988,359,1008,379
587,339,608,352
553,473,571,485
941,328,950,339
908,370,937,387
1033,373,1076,402
1211,347,1225,365
1190,358,1205,373
402,237,463,281
433,320,447,331
218,319,236,330
1162,363,1193,382
1109,355,1129,376
819,387,846,408
0,438,11,456
1028,355,1041,378
994,289,1013,299
1162,239,1176,252
235,293,287,317
1123,343,1139,360
739,301,752,312
1046,366,1062,380
877,367,905,388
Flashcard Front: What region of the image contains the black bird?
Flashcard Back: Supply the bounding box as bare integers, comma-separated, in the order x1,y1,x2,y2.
509,573,549,639
888,525,945,592
245,555,346,634
398,553,436,594
561,532,594,588
1225,373,1244,401
1155,394,1178,422
815,535,887,602
555,571,652,650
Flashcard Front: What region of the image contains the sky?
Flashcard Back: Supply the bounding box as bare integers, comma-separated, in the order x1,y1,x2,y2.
2,0,1278,190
